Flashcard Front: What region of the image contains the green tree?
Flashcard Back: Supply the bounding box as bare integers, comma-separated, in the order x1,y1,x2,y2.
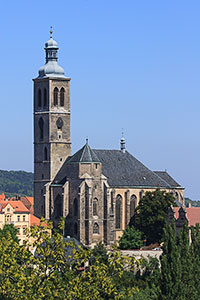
0,224,19,243
118,226,143,250
160,223,199,300
134,189,175,244
160,222,182,300
0,219,139,300
91,242,109,265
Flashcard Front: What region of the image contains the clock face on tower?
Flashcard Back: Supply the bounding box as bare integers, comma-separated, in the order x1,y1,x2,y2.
56,117,64,129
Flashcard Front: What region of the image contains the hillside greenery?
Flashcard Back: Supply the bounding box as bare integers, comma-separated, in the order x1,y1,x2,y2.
0,169,33,197
185,197,200,207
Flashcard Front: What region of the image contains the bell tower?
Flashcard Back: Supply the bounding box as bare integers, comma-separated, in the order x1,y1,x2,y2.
33,30,71,218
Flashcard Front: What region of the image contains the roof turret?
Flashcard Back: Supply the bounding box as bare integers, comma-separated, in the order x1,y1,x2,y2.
67,139,100,164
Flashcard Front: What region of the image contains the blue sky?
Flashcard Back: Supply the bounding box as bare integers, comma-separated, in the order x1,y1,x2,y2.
0,0,200,199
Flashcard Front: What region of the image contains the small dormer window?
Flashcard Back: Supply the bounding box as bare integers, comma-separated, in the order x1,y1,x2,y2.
95,164,98,169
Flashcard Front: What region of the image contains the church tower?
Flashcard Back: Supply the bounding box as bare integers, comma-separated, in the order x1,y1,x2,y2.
33,30,71,218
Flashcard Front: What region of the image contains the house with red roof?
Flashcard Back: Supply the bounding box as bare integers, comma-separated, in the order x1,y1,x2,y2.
0,193,46,245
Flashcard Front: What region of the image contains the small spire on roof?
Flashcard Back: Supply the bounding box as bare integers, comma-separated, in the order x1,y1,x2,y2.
86,137,88,145
120,129,126,153
50,26,53,38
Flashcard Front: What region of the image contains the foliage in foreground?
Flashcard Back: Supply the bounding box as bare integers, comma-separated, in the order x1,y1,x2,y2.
133,189,176,244
118,226,143,250
1,219,200,299
0,219,141,300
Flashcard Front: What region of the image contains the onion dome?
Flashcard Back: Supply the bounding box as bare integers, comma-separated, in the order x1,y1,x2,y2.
38,29,66,78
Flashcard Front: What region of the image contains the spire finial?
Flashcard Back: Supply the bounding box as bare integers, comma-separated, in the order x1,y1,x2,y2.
86,137,88,145
120,129,126,153
50,26,53,38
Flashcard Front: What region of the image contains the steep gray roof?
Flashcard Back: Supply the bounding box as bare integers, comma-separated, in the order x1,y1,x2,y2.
67,141,100,164
154,171,181,188
93,149,171,188
52,143,181,188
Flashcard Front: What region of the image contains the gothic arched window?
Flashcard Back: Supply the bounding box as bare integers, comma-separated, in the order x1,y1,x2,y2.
53,87,58,106
73,198,78,217
74,222,78,235
38,89,42,107
115,195,122,229
130,194,137,219
54,194,62,219
60,88,65,107
43,88,47,107
39,117,44,140
139,190,144,200
93,198,98,216
44,147,47,161
93,223,99,234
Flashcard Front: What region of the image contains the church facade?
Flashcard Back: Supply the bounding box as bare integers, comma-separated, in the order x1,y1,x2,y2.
33,33,184,247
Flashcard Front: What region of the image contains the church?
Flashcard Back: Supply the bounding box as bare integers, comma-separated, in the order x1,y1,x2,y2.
33,32,184,247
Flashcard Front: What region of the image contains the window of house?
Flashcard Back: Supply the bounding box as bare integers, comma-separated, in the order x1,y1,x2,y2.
115,195,122,229
23,215,25,222
23,227,26,235
17,215,20,222
38,89,42,107
6,215,11,223
53,87,58,106
93,198,98,216
93,223,99,234
60,88,65,106
43,88,47,107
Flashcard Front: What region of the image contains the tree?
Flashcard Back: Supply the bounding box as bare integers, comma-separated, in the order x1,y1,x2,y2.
0,219,139,300
0,224,19,243
133,189,175,244
118,226,143,250
91,242,109,265
160,222,200,300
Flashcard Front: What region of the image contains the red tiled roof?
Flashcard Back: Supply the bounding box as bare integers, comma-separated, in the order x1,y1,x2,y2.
173,207,200,226
0,200,29,213
30,214,47,227
25,197,34,206
0,193,6,201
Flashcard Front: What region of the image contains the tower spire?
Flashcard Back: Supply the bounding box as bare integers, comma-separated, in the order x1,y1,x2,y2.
120,129,126,153
50,26,53,38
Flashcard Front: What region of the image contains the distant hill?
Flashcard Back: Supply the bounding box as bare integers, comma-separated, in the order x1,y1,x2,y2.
185,197,200,207
0,170,33,197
